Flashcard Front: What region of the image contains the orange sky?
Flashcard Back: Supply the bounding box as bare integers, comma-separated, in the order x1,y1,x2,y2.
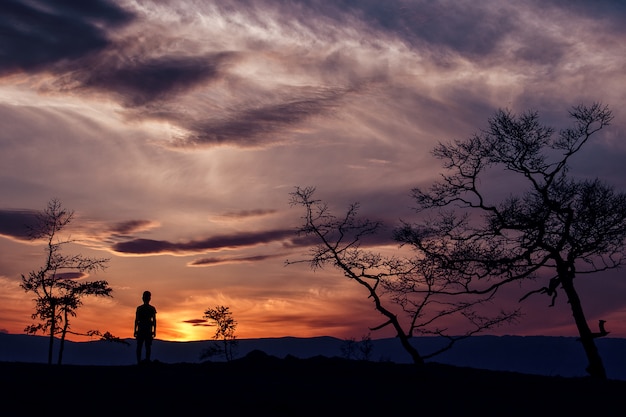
2,0,626,343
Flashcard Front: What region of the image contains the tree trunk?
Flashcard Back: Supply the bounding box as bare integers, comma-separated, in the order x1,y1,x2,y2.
368,287,425,366
560,273,607,380
351,270,425,366
47,303,56,366
57,337,65,365
47,322,55,366
58,315,69,365
397,332,425,366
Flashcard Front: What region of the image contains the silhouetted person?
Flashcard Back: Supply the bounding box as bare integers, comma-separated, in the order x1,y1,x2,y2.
134,290,157,364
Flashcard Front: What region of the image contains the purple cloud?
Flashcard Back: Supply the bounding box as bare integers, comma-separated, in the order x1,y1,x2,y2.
0,0,133,75
189,253,284,267
0,209,39,240
70,53,233,107
112,229,297,254
219,209,278,218
172,87,350,147
108,220,155,235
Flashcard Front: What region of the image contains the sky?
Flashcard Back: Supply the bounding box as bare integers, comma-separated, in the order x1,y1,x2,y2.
1,0,626,343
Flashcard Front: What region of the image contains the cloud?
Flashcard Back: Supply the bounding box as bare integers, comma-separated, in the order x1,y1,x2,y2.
5,0,579,152
189,253,285,267
108,220,158,235
59,52,234,107
351,0,516,57
198,0,515,57
183,318,210,326
0,0,134,75
111,228,297,254
218,209,278,219
173,87,351,147
53,272,85,280
539,0,626,30
0,209,39,240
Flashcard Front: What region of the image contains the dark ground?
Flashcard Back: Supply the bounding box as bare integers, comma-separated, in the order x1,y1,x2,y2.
2,350,625,416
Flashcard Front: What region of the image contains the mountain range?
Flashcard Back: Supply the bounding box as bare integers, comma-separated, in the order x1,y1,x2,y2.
1,333,625,381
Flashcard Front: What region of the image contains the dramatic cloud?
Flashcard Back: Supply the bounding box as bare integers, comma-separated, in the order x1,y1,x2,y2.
112,229,296,254
0,210,39,240
108,220,156,235
174,87,351,147
189,253,285,267
0,0,133,74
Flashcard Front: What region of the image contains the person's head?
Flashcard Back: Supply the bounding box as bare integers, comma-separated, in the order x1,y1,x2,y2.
142,291,151,303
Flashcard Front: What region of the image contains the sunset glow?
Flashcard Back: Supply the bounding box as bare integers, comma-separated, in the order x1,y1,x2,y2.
2,0,626,343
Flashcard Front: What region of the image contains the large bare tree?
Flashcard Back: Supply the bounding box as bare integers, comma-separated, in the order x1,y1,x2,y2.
288,187,519,366
395,103,625,379
21,198,111,365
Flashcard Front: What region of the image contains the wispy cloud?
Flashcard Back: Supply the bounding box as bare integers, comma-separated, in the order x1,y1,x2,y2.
172,87,352,147
218,209,278,219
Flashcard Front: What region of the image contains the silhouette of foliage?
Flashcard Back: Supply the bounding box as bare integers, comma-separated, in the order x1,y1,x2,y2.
340,337,358,360
341,333,374,361
20,198,111,364
200,305,238,362
396,103,625,379
93,330,130,346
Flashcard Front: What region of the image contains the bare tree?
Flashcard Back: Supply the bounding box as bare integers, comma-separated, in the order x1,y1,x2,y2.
396,103,625,379
288,187,519,367
340,337,358,360
358,333,374,361
200,305,238,362
341,333,374,361
20,199,111,365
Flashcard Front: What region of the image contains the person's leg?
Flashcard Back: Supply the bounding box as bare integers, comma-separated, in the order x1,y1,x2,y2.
145,339,152,362
136,338,144,364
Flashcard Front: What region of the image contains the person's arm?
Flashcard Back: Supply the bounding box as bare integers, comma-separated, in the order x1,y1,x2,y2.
134,310,139,337
152,310,157,337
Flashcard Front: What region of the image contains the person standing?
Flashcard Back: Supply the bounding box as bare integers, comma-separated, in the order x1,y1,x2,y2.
134,290,157,364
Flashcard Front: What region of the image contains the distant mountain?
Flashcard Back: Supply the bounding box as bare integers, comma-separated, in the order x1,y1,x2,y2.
1,333,625,380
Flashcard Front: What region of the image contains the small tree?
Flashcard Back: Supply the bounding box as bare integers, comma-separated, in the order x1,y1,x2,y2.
358,333,374,361
54,279,112,364
20,199,111,365
340,337,358,360
288,187,519,367
397,103,625,379
341,333,374,361
200,305,238,362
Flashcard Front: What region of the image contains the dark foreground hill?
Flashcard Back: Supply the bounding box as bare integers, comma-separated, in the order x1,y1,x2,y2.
2,351,625,417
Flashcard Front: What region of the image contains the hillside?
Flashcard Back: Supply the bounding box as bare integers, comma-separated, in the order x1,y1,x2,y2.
1,333,625,380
